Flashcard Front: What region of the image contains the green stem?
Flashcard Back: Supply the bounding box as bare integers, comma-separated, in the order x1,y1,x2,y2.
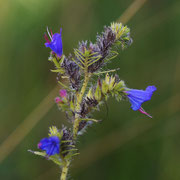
73,65,90,139
60,160,70,180
60,54,91,180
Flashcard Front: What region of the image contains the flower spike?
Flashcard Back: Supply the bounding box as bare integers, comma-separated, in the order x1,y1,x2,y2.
30,22,158,180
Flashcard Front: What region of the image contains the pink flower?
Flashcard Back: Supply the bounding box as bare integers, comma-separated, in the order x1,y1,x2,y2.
59,89,67,98
55,97,62,103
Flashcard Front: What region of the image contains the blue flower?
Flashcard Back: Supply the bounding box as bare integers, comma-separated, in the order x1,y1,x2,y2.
44,28,63,57
125,86,157,118
38,136,60,156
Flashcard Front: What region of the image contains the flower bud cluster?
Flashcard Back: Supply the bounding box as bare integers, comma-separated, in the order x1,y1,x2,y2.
79,73,126,118
111,22,133,49
62,56,81,90
55,89,69,111
48,23,132,92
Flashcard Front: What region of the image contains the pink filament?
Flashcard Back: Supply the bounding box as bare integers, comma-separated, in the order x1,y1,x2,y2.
138,107,152,118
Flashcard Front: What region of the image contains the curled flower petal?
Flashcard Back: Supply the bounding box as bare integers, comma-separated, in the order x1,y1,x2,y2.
125,85,156,111
38,136,60,156
45,28,63,57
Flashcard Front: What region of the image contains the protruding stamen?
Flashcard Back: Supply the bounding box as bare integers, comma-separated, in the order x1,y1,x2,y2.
138,107,152,118
47,27,53,41
50,29,53,37
44,33,50,43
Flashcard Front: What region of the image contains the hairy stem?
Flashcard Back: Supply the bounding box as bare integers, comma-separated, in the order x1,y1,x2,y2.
73,60,90,139
60,160,70,180
60,56,90,180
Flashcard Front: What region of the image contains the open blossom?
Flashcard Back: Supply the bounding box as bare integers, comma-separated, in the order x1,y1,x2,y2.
44,28,63,57
125,86,157,118
38,136,60,156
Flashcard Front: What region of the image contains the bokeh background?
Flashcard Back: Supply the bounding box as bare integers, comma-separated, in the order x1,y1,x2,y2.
0,0,180,179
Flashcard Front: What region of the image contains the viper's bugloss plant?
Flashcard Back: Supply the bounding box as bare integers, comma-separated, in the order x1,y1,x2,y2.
29,23,156,180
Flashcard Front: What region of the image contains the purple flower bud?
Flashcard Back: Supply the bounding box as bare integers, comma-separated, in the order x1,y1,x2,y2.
55,97,62,103
59,89,67,98
38,136,60,156
44,28,63,57
125,85,156,117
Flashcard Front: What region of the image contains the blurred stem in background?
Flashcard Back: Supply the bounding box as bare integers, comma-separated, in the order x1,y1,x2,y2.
0,86,59,163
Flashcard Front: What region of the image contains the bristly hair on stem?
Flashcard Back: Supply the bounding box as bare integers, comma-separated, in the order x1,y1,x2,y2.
29,22,157,180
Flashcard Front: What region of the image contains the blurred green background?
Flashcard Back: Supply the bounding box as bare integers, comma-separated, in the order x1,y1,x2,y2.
0,0,180,179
